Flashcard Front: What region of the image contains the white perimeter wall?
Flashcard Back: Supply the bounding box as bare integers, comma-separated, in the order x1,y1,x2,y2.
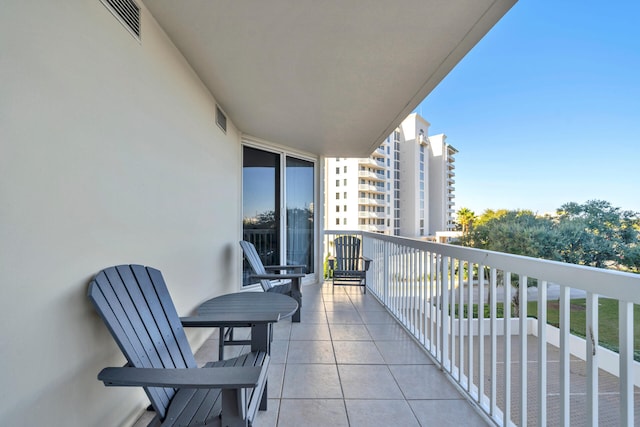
1,1,243,425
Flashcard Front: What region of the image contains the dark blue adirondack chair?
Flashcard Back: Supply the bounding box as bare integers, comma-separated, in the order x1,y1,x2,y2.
328,235,371,293
88,265,269,427
239,240,305,322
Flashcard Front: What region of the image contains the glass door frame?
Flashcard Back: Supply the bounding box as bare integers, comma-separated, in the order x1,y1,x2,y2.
241,139,319,285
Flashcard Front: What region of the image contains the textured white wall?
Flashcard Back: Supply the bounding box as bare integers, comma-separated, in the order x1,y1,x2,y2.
0,1,242,425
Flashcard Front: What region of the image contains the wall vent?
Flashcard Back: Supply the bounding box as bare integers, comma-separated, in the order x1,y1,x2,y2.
216,105,227,133
101,0,141,40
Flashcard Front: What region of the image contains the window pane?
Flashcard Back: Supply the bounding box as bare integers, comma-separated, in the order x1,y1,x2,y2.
242,146,280,286
286,156,314,273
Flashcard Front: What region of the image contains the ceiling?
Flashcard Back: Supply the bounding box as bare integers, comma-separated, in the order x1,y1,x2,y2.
142,0,517,157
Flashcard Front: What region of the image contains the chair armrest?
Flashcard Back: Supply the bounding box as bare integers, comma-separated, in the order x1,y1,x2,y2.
264,264,307,273
250,273,305,280
327,257,335,270
362,257,372,271
98,361,269,389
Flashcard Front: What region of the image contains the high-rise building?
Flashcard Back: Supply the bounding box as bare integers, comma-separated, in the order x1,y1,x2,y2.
325,113,457,239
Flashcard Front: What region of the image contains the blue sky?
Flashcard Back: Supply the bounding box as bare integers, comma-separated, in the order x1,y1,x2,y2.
417,0,640,215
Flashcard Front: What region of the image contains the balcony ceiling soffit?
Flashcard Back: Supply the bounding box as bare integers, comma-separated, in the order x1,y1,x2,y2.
142,0,516,157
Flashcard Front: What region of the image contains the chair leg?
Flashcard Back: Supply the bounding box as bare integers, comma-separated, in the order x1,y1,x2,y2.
291,278,302,322
219,327,225,360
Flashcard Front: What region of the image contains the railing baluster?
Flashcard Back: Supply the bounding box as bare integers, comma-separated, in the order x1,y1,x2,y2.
586,292,598,426
504,271,511,426
619,300,633,426
467,260,474,393
442,256,450,371
519,275,528,427
411,248,416,335
490,267,497,417
430,252,437,356
478,264,485,406
559,285,570,427
450,257,456,375
420,249,425,345
538,280,548,427
459,259,465,382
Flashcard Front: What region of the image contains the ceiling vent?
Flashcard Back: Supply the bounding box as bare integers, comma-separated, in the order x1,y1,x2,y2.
216,105,227,134
101,0,141,40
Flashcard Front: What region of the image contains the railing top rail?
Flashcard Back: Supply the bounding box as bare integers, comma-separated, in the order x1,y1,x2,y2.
324,229,640,304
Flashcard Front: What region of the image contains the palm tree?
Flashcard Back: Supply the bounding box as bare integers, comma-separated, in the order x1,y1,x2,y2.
456,207,476,234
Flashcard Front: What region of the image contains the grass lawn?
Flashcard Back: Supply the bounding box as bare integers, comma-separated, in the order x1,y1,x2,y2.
528,298,640,360
456,298,640,360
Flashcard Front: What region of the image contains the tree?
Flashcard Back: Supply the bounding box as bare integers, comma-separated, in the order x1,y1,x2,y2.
455,207,476,233
456,200,640,313
555,200,640,269
457,209,552,315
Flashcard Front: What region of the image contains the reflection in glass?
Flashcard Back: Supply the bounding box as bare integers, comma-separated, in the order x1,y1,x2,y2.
242,146,280,286
286,157,314,273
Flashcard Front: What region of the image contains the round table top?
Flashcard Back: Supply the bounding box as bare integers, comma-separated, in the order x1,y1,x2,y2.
197,291,298,320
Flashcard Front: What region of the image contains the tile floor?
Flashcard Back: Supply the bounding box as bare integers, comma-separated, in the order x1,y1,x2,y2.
133,282,488,426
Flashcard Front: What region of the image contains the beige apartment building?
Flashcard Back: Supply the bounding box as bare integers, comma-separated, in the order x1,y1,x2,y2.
325,113,457,239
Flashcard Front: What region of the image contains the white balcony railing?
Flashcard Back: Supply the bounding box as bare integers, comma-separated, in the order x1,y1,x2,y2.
358,197,385,206
358,158,385,168
358,184,385,193
323,230,640,426
358,170,386,181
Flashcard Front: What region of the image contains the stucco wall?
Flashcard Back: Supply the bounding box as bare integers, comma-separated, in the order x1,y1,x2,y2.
1,1,242,424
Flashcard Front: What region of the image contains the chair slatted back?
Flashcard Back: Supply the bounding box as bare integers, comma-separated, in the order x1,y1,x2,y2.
240,240,273,291
88,265,197,420
335,236,361,271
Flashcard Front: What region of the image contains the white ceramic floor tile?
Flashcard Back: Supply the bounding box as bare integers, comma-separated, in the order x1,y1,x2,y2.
329,324,372,341
282,364,343,399
409,400,489,426
338,365,404,399
326,310,363,324
375,340,433,364
345,399,420,427
287,340,336,364
333,341,384,364
290,322,331,340
277,399,348,427
389,365,461,399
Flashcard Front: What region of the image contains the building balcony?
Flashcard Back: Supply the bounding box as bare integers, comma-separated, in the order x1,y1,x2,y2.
358,184,386,194
358,211,386,219
371,150,386,160
360,224,387,233
358,170,386,181
358,197,386,206
358,158,386,169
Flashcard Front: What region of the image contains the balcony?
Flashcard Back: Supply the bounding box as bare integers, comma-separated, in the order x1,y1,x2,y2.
135,280,487,427
358,211,386,219
127,230,640,426
358,158,386,169
358,170,386,181
358,197,386,206
319,230,640,426
360,224,387,233
358,184,386,194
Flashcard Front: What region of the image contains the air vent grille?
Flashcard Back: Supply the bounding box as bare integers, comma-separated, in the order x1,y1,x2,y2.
216,106,227,133
101,0,140,39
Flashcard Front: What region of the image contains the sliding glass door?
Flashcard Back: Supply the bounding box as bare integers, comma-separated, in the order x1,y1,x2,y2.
286,156,314,271
242,145,315,286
